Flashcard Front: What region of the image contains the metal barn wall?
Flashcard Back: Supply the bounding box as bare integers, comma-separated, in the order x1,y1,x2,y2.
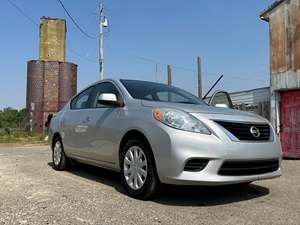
230,87,270,120
262,0,300,91
261,0,300,133
261,0,300,158
205,87,270,119
26,60,77,133
230,87,270,105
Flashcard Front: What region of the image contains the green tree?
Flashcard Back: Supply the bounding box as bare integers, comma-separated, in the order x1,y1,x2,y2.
0,108,27,129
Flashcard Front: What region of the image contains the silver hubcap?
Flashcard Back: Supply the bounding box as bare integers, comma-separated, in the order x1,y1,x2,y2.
53,141,62,166
123,146,148,190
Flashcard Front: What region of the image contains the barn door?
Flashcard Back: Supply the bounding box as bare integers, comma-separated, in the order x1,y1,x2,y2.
280,90,300,158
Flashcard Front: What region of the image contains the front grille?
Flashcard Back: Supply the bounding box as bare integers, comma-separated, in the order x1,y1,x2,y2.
184,159,209,172
214,120,270,141
218,159,279,176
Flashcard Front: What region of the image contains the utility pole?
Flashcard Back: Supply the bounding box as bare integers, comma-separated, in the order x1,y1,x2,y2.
99,2,104,80
167,64,172,86
197,56,202,98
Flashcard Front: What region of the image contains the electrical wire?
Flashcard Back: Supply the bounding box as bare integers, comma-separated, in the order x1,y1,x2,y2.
6,0,269,84
56,0,97,39
6,0,38,26
6,0,98,64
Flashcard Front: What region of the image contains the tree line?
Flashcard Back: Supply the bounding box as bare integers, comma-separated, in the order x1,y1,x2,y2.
0,108,27,129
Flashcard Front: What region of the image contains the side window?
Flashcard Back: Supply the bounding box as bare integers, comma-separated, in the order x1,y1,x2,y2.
156,92,168,102
90,82,121,108
144,94,154,100
70,87,93,110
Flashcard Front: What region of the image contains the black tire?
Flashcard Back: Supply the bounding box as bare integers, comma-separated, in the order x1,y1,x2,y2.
120,138,161,200
52,137,70,171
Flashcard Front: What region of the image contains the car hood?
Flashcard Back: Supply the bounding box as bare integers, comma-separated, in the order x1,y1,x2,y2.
141,100,267,123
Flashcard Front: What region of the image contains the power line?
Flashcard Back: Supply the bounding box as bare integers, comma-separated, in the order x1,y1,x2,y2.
204,72,268,83
6,0,98,64
6,0,38,26
56,0,97,39
6,0,269,83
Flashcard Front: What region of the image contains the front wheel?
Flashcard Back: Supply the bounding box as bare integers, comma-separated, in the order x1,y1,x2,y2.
52,137,70,171
120,139,161,199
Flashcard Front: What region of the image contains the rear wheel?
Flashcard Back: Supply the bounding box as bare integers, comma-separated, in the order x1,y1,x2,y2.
120,138,161,199
52,137,70,171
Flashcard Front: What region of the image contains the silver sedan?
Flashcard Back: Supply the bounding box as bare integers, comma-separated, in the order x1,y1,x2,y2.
49,79,282,199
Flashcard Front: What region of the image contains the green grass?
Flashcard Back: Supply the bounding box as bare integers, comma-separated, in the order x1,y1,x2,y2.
0,131,47,144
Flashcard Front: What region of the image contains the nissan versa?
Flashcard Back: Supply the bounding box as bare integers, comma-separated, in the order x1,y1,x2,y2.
49,79,282,199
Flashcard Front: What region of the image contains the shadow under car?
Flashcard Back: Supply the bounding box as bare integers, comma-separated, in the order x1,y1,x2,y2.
47,162,270,206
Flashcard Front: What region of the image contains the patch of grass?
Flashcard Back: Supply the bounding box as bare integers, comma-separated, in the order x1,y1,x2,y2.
0,131,47,145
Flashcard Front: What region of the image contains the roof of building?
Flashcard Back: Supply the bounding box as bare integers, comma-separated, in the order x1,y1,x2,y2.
260,0,287,22
229,86,269,95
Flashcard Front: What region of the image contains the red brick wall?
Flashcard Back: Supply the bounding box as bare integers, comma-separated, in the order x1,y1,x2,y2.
26,60,77,133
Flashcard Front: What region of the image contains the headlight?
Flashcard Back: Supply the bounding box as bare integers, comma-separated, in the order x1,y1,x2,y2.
153,108,211,135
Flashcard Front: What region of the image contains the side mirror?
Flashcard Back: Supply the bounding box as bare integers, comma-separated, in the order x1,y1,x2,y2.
97,93,122,107
215,103,229,108
208,91,233,109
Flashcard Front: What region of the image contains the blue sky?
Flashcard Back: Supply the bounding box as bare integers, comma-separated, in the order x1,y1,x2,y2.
0,0,273,109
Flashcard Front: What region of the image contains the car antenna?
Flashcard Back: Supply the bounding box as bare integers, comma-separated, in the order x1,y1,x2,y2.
202,75,224,100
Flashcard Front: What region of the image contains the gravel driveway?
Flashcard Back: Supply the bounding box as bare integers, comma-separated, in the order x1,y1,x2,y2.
0,145,299,225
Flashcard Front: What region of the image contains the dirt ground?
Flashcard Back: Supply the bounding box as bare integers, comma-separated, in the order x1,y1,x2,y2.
0,145,299,225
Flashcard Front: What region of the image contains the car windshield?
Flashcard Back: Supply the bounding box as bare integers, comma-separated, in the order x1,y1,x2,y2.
120,79,206,105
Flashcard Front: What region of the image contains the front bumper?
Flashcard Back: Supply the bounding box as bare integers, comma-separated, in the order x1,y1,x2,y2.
148,118,282,185
161,159,281,186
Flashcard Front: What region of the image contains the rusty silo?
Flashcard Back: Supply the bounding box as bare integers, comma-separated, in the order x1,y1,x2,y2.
26,61,77,133
26,17,77,133
59,62,77,109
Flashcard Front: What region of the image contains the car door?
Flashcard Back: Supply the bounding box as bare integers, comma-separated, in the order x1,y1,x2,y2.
62,86,94,158
85,82,124,164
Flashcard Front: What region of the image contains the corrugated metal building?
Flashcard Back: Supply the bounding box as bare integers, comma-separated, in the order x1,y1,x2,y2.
205,87,270,119
230,87,270,120
230,87,270,105
261,0,300,158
